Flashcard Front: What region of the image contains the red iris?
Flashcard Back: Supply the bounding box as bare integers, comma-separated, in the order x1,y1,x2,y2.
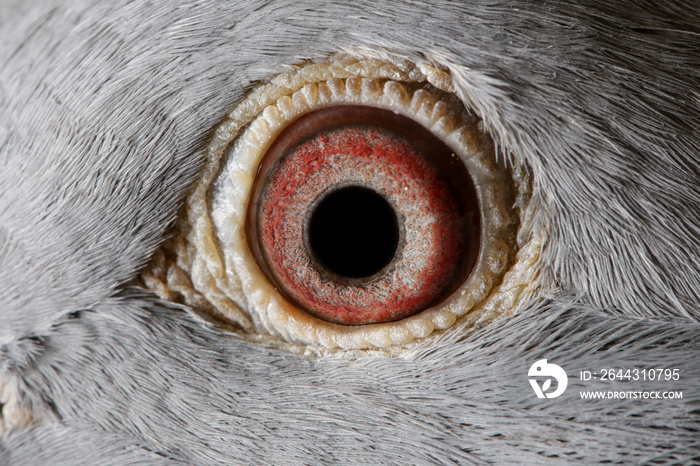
247,106,480,325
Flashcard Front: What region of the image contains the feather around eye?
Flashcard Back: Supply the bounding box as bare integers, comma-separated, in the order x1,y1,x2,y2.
140,54,544,353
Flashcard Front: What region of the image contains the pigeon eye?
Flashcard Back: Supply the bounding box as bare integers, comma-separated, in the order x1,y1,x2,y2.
247,105,480,326
140,55,541,351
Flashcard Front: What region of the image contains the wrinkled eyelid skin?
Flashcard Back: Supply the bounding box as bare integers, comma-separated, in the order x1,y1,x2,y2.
141,57,536,352
0,0,699,464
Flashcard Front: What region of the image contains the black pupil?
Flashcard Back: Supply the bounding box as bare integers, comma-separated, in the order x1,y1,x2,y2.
308,186,399,278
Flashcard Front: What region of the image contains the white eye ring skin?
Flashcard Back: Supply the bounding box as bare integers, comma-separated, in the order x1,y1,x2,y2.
140,54,543,354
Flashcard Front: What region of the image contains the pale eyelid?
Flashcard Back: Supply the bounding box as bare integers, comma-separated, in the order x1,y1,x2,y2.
140,54,543,354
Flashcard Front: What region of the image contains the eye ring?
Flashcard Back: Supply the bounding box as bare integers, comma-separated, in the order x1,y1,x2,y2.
140,54,542,351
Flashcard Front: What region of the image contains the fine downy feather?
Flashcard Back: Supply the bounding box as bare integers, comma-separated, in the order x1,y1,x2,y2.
1,1,699,464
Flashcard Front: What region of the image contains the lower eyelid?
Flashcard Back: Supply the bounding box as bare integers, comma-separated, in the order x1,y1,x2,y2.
139,54,544,354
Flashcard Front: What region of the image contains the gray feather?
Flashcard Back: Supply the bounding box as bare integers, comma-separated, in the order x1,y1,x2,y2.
1,0,699,464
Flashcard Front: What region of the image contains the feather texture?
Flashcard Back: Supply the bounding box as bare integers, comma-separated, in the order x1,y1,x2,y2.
1,0,699,463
